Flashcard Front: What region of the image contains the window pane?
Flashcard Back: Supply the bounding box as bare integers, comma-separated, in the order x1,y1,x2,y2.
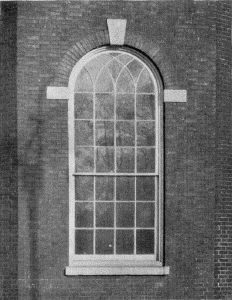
116,68,135,93
96,68,114,93
127,59,143,83
75,120,93,146
136,230,154,254
75,67,93,92
75,230,93,254
96,230,114,254
97,53,112,66
85,58,102,84
75,176,94,201
74,93,93,119
96,121,114,146
75,147,94,172
116,230,134,254
116,177,135,201
96,147,114,172
96,93,114,120
137,121,155,146
136,177,155,201
116,54,133,65
117,148,135,173
137,68,154,93
116,94,135,120
106,58,123,80
110,52,120,57
116,203,134,228
96,203,114,228
136,203,154,228
137,94,155,120
137,148,155,173
96,176,114,201
116,121,135,146
75,203,93,228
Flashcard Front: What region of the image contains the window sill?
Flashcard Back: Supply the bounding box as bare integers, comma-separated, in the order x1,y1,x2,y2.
65,265,170,276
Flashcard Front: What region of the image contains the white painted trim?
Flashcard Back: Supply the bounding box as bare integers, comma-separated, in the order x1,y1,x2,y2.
68,91,75,265
73,172,158,176
107,19,127,45
47,86,69,99
164,89,187,103
65,265,170,276
70,255,160,263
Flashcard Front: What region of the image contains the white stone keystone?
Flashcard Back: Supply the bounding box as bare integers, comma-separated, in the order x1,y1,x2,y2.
107,19,127,45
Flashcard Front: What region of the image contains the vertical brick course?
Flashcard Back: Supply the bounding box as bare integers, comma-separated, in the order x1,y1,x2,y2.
214,1,232,298
0,2,18,299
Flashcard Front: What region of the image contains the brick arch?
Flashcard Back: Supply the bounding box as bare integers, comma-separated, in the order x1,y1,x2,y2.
124,32,177,89
54,30,177,89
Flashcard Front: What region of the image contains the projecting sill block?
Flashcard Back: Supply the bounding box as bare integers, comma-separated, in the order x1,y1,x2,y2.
65,266,170,276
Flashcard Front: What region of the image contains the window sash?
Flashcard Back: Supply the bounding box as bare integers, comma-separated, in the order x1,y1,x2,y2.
68,48,163,267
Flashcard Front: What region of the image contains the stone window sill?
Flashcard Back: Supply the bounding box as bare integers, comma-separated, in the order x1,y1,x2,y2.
65,265,170,276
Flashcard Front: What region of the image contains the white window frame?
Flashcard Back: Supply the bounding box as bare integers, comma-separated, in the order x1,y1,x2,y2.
65,46,169,275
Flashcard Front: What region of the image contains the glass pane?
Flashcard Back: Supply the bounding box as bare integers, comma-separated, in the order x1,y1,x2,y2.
106,58,123,80
136,203,154,228
137,94,155,120
137,121,155,146
116,230,134,254
96,147,114,173
96,230,114,254
116,203,134,228
96,176,114,201
136,177,155,201
75,176,94,201
116,68,135,93
116,94,135,120
75,230,93,254
96,203,114,228
136,229,154,254
85,58,102,84
75,147,94,172
74,93,93,119
116,54,133,65
116,177,135,201
96,93,114,120
75,120,93,146
137,148,155,173
117,148,135,173
95,121,114,146
97,54,112,66
116,121,135,146
75,203,93,228
109,52,120,57
137,68,154,93
95,68,114,93
127,59,143,83
75,67,93,92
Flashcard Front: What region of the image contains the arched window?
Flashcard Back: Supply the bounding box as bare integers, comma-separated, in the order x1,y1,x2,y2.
66,48,167,275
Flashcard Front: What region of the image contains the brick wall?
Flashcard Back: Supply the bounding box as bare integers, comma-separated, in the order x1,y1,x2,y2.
15,1,220,299
214,1,232,299
0,2,18,300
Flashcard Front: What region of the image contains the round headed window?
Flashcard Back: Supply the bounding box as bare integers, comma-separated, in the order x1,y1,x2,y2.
70,49,162,259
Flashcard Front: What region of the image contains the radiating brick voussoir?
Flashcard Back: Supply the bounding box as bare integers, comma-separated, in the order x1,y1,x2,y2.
125,33,177,89
54,31,110,86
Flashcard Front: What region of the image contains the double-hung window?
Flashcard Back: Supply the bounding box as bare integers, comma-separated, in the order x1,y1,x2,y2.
66,47,166,275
